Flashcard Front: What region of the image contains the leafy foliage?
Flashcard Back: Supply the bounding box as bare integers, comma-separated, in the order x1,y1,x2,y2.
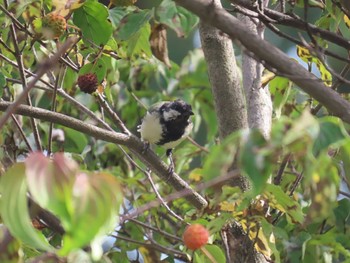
0,0,350,262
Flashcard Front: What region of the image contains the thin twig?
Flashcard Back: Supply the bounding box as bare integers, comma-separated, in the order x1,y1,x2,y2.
200,246,218,263
95,93,131,134
0,4,79,72
273,153,292,185
279,0,285,13
234,5,350,64
331,0,350,19
145,169,185,222
187,137,209,153
1,53,119,132
0,37,14,54
339,190,350,199
129,218,183,242
8,111,32,151
6,0,42,151
272,170,303,225
120,170,239,223
48,65,65,155
0,37,77,129
312,63,350,115
232,0,350,50
111,233,188,259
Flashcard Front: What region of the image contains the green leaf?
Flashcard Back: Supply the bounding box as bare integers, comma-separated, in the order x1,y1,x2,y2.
303,154,339,224
239,130,272,195
0,163,53,251
203,245,226,262
25,152,78,228
73,1,113,45
264,184,304,224
260,219,280,262
116,9,152,41
193,245,225,263
156,0,199,37
0,72,5,87
269,76,291,118
60,172,122,255
308,230,350,260
108,7,128,29
63,127,88,154
125,22,152,57
79,60,107,83
283,110,319,146
333,199,350,232
298,232,312,260
202,131,240,181
338,140,350,188
313,117,347,155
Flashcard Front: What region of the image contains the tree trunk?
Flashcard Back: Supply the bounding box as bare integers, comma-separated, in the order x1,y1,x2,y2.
198,0,268,262
238,0,272,139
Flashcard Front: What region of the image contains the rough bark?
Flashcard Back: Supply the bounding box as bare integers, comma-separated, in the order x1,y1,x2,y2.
238,0,272,139
221,222,268,263
199,1,248,139
198,0,250,191
198,0,267,262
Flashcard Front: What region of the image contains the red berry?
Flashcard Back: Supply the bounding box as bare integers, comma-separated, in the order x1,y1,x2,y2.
183,224,209,250
77,73,98,94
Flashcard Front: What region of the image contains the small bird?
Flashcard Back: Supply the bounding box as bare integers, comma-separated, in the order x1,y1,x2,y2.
138,99,194,172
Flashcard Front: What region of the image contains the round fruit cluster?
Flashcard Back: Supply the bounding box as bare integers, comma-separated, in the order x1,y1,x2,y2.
41,13,67,39
77,73,98,94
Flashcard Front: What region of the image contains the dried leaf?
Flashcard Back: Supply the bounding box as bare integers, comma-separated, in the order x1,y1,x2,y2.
150,24,171,68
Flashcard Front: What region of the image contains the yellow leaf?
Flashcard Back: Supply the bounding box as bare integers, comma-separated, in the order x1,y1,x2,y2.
188,168,203,182
261,69,276,88
344,15,350,28
52,0,86,17
241,220,272,258
219,201,235,212
297,45,312,62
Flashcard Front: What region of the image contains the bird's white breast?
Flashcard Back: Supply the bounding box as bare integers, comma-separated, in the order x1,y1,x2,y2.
138,112,163,144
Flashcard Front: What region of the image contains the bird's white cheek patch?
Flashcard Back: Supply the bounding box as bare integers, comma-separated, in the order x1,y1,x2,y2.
139,113,163,144
163,109,181,121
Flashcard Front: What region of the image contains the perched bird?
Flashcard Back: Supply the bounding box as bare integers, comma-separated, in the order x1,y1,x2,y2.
138,99,194,172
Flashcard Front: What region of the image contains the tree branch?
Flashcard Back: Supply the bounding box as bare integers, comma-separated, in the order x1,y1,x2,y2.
174,0,350,124
232,0,350,51
0,101,208,209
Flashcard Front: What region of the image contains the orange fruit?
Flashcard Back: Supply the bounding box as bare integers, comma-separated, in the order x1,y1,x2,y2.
183,224,209,250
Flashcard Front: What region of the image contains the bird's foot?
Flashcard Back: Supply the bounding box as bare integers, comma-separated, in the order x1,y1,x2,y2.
164,165,174,182
165,149,175,182
142,141,150,155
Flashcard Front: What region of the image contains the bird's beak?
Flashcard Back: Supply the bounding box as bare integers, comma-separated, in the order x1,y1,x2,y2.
189,110,194,116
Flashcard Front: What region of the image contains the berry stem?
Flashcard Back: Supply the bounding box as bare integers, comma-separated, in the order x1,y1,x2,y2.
200,246,218,263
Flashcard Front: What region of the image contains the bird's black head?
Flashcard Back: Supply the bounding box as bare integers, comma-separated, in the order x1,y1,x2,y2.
160,99,194,122
154,100,194,146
